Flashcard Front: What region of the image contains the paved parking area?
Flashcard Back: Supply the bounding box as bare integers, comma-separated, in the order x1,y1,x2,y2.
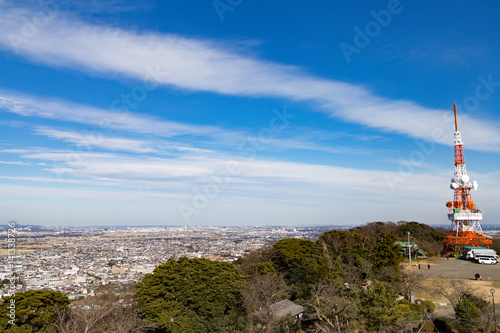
407,257,500,282
406,258,500,317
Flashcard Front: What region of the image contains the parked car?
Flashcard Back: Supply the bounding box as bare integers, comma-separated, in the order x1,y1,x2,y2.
477,257,497,265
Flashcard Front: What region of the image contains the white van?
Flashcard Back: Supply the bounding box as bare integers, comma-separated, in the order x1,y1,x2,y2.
477,257,497,265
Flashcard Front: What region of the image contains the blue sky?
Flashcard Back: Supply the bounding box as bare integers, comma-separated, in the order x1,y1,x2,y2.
0,0,499,226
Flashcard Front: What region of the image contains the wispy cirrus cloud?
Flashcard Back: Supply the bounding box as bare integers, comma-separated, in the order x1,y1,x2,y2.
76,0,155,14
9,146,500,214
35,127,156,153
0,93,225,139
0,160,31,165
0,91,374,156
34,127,211,154
4,145,500,225
0,6,499,151
8,147,444,201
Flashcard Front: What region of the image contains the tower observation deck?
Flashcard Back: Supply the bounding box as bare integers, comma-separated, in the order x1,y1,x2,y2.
443,104,491,252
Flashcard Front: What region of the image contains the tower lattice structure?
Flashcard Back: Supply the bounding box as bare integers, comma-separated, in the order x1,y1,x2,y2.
443,104,491,252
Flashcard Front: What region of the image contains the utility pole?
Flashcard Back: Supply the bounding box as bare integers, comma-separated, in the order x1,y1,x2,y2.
491,289,496,333
407,231,411,263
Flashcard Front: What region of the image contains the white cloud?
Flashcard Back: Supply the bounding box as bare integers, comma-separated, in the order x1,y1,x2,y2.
0,7,499,151
0,92,373,156
0,160,31,165
4,145,500,225
0,93,225,139
0,175,136,188
11,148,447,202
35,127,155,153
34,127,210,154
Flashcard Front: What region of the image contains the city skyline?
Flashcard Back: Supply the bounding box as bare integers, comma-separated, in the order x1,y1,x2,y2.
1,1,500,226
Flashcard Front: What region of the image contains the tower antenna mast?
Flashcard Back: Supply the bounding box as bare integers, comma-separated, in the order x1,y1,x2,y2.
444,103,491,252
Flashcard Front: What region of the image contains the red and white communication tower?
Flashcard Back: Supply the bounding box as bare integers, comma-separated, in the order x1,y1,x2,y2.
443,103,492,252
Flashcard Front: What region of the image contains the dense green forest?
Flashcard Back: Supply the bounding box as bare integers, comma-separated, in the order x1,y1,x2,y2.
1,221,498,332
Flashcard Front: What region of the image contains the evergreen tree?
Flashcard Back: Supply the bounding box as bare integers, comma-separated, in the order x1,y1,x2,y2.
372,233,403,274
273,238,331,298
135,257,244,332
357,281,409,332
0,290,69,332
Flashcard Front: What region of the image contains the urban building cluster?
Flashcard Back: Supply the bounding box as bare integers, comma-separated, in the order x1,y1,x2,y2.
0,225,340,299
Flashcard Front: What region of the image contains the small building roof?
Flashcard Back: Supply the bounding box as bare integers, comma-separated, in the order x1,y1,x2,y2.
395,241,418,248
269,300,307,318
